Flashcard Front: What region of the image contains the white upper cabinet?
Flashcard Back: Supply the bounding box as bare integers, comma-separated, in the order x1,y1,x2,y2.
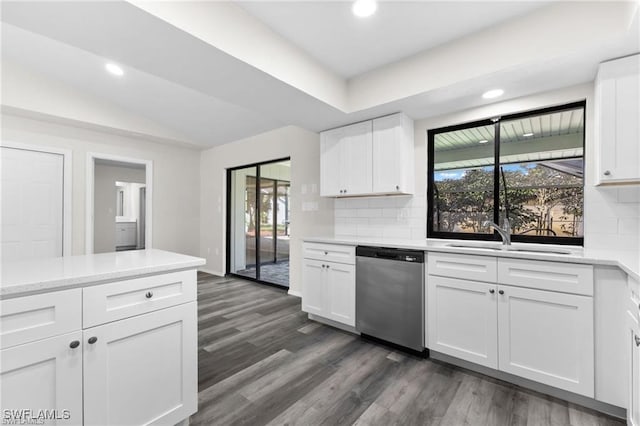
320,113,414,197
595,54,640,185
320,121,372,197
372,113,415,194
320,127,344,197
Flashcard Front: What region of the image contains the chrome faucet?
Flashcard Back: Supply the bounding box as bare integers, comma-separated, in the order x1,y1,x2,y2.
483,218,511,246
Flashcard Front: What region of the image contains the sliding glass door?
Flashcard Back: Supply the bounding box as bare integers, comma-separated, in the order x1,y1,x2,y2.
227,159,291,288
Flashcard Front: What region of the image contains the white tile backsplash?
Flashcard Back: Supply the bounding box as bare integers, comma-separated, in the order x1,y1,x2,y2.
584,186,640,254
334,195,427,240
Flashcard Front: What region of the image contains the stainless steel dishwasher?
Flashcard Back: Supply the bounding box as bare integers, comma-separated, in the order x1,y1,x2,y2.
355,246,425,352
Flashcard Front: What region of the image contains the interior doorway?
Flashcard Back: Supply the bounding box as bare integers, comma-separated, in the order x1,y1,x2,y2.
227,158,291,288
86,153,152,254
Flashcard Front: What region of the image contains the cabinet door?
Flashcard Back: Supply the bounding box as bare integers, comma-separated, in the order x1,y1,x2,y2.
497,285,594,397
83,302,197,426
597,56,640,185
320,128,343,197
1,331,83,425
302,259,326,316
340,121,372,196
325,262,355,326
629,310,640,426
427,276,498,368
372,113,414,194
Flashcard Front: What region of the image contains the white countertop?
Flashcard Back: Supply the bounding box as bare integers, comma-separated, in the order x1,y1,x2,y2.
0,249,205,299
304,236,640,281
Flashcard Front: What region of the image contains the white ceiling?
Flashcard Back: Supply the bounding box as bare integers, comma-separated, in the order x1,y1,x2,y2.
0,1,638,149
237,1,548,78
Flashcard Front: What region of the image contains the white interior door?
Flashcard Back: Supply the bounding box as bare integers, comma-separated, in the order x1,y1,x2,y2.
1,147,64,262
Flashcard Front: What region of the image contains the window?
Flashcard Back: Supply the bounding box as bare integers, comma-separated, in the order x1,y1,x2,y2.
428,101,585,245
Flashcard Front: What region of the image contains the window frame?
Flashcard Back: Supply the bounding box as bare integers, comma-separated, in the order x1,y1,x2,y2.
427,100,586,246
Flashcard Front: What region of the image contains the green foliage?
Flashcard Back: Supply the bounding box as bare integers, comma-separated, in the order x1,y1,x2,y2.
434,164,583,237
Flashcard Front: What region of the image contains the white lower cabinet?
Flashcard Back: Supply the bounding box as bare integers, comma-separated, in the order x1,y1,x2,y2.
0,331,84,425
497,285,594,397
84,302,197,426
427,253,595,398
0,269,199,426
427,276,498,368
325,262,356,326
301,259,326,317
628,310,640,426
302,258,355,327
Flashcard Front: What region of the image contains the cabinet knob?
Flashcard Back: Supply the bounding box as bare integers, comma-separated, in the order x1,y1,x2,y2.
635,335,640,347
396,185,400,191
498,290,505,295
69,340,80,349
324,251,328,255
603,170,611,176
145,291,154,299
489,289,495,294
88,336,98,345
343,189,347,194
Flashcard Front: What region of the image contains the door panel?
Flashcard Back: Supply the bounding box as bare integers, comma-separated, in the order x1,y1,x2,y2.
326,263,355,326
83,303,197,426
302,259,325,316
1,147,64,262
341,121,372,195
1,331,83,425
497,285,594,397
629,310,640,426
427,276,498,368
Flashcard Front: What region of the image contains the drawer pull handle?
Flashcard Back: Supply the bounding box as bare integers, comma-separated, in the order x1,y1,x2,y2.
489,289,495,294
635,335,640,347
88,337,98,345
145,291,154,299
69,340,80,349
603,170,611,176
498,290,505,295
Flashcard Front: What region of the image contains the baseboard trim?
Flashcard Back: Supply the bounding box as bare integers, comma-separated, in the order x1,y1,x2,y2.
198,268,223,277
287,289,302,298
430,351,626,420
308,314,359,334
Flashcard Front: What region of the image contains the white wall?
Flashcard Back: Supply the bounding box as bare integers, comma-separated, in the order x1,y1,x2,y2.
94,163,145,253
1,113,201,256
335,83,640,257
200,125,334,295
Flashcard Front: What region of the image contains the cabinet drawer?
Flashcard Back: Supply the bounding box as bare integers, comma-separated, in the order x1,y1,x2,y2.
0,288,82,349
303,242,355,265
427,253,497,282
83,270,196,328
497,259,593,296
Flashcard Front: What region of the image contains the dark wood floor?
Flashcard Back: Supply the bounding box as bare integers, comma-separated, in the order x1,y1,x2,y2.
191,272,623,426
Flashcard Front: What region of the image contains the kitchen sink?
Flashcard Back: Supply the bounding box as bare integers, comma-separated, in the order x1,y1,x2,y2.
445,243,572,255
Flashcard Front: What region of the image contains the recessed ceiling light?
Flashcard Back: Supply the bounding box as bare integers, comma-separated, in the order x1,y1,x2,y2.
482,89,504,99
478,139,489,144
523,132,534,137
352,0,377,18
105,63,124,76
